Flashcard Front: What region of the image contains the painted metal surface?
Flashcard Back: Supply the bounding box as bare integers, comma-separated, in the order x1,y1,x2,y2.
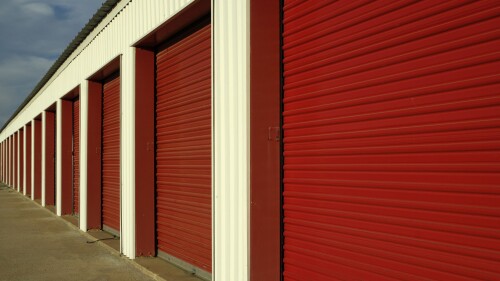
121,48,136,255
213,0,250,279
282,1,500,280
13,133,17,189
7,137,10,186
79,81,89,231
17,132,20,191
155,22,212,275
33,120,42,200
1,142,2,182
19,130,24,193
102,75,121,232
134,48,155,256
43,112,56,206
73,99,80,214
249,1,282,280
86,81,103,230
25,125,32,196
59,100,74,215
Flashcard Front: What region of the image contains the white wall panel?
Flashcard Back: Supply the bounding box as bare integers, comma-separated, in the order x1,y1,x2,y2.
213,0,250,280
8,137,10,185
79,81,88,232
56,100,62,216
121,48,135,258
31,120,35,200
17,130,21,192
23,125,27,195
41,113,46,205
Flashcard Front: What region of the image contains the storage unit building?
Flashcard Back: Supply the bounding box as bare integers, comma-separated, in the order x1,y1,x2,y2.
0,1,498,281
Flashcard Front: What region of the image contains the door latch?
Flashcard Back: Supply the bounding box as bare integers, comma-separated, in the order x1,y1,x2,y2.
268,127,281,142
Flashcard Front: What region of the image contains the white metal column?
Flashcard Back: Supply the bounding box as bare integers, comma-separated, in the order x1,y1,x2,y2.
8,136,11,186
17,131,21,192
41,113,47,205
23,125,27,196
31,120,36,200
56,100,63,216
79,81,89,231
121,49,136,259
213,0,251,280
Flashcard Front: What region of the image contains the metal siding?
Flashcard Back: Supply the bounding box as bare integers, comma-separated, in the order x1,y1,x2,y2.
282,1,500,280
155,23,212,274
213,0,251,279
8,137,10,186
79,81,89,231
43,112,56,206
102,75,121,232
25,125,32,196
13,134,17,189
34,120,42,200
73,99,80,214
1,142,2,182
19,131,23,193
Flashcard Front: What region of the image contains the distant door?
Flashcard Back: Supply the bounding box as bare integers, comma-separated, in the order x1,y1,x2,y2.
25,125,32,196
73,99,80,215
102,75,120,232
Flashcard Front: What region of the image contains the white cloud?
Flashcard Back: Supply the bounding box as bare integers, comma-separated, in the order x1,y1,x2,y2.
0,0,104,128
22,2,54,17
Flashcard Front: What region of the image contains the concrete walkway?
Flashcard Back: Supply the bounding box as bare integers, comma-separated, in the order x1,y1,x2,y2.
0,183,154,281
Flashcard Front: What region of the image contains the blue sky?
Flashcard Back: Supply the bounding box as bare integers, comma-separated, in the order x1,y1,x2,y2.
0,0,104,128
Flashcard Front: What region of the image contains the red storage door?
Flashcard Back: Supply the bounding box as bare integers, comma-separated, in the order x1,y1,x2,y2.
19,130,23,193
13,134,17,189
155,23,212,274
102,75,120,232
73,99,80,215
282,1,500,280
25,125,31,196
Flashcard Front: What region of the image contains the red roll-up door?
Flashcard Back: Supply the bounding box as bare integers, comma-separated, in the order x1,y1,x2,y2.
102,75,120,232
155,22,212,273
19,130,23,193
282,1,500,280
73,99,80,215
25,125,31,196
13,134,17,189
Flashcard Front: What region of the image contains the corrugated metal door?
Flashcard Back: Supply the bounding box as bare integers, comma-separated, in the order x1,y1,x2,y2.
13,134,16,189
73,99,80,215
25,125,31,196
155,23,212,273
282,1,500,280
19,131,23,193
102,75,120,232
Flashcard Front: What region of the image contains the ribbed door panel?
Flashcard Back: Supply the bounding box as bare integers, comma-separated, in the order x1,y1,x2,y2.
13,134,17,189
25,126,31,196
155,24,212,273
73,99,80,214
102,76,120,231
283,1,500,280
19,131,23,193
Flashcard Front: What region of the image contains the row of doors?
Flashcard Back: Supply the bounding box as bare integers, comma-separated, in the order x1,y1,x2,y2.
69,76,121,234
8,1,499,279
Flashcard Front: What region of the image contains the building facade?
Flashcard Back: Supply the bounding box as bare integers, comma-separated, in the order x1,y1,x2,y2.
1,1,499,280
